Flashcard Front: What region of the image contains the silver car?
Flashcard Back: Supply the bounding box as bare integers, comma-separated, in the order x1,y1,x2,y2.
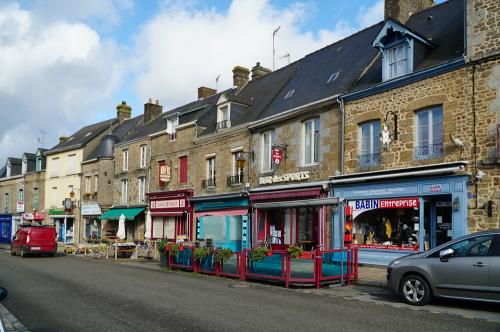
387,230,500,306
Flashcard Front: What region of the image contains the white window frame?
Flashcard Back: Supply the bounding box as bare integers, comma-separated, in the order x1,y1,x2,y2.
358,120,381,167
67,154,76,175
140,145,147,168
386,43,408,79
121,179,128,205
415,106,444,160
138,177,146,203
85,176,91,194
3,193,8,212
123,149,128,171
167,117,179,141
232,149,244,177
261,130,275,172
6,163,11,177
217,104,231,130
36,155,42,171
206,156,216,181
51,158,59,177
303,118,320,166
22,157,27,174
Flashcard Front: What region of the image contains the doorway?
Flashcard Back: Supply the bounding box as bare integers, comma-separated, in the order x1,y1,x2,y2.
423,195,452,250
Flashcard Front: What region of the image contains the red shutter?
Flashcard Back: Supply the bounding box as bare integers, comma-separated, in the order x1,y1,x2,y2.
179,156,188,183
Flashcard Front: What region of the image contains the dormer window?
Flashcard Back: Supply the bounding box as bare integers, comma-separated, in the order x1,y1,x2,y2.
387,44,408,79
36,155,42,171
216,104,231,131
167,117,179,141
22,157,27,174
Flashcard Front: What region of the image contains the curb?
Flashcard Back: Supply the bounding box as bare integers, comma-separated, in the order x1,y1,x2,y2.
0,303,29,332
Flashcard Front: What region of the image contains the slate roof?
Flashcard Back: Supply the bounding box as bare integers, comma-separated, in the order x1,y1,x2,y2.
0,166,5,178
7,157,22,176
352,0,464,91
46,118,118,155
22,153,36,173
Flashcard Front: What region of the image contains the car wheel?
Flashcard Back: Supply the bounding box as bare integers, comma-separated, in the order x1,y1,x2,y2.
20,247,26,258
400,274,431,306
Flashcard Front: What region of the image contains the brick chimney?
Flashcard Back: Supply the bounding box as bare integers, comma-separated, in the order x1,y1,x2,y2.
116,101,132,123
198,86,217,100
232,66,250,87
144,98,163,123
384,0,434,23
251,62,272,80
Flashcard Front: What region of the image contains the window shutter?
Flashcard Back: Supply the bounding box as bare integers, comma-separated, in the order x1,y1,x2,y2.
179,156,188,183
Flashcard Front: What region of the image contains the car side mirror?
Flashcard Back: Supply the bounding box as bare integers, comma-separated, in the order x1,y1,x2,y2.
439,248,454,262
0,287,7,301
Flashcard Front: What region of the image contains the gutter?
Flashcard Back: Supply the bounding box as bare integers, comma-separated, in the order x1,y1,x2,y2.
251,180,330,192
248,94,340,129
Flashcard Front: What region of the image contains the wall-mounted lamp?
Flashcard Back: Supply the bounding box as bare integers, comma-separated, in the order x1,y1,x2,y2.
381,110,398,149
452,196,460,211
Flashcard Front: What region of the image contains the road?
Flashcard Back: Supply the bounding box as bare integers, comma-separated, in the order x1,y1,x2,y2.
0,251,499,332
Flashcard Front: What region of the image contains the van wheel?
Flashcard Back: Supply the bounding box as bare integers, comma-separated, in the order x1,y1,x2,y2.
400,275,431,306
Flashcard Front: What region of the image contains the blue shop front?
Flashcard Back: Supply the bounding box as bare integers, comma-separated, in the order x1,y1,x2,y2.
0,214,12,244
331,162,469,266
192,193,250,252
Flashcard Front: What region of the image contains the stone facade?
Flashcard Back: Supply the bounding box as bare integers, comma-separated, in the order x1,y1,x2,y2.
0,175,24,215
23,170,46,214
467,0,500,61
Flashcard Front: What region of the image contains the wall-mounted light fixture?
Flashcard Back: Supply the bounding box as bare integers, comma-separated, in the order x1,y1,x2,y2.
381,110,398,149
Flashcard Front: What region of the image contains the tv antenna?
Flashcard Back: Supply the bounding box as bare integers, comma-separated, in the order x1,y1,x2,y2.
272,26,281,70
280,52,290,65
37,130,46,147
215,74,221,91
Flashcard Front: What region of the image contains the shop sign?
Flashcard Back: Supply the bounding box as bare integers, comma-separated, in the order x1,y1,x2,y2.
81,203,102,216
158,161,171,186
349,197,419,219
272,147,283,165
259,171,310,185
22,212,45,220
422,183,449,194
16,201,24,213
49,208,66,215
150,199,185,209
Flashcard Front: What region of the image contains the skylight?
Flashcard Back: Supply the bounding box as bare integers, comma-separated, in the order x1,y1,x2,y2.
84,132,92,137
284,90,295,100
326,72,339,84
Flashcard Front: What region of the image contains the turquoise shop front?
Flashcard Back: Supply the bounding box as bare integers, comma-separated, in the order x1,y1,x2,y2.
331,163,469,266
191,193,249,252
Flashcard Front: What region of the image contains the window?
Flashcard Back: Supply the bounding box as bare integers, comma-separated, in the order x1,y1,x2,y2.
216,105,230,130
359,121,381,167
167,117,179,141
138,177,146,203
33,188,39,210
67,154,76,174
387,44,407,79
94,176,98,193
3,193,9,213
446,235,495,257
230,151,244,185
415,106,443,160
284,90,295,100
204,156,216,188
121,179,128,205
140,145,147,168
303,118,320,165
36,155,42,171
261,130,275,172
85,176,91,194
22,157,27,174
51,158,59,177
123,150,128,171
179,156,188,184
19,189,24,202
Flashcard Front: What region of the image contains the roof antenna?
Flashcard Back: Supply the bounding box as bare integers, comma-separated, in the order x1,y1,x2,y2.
280,52,290,65
215,74,221,91
37,130,46,147
272,26,281,70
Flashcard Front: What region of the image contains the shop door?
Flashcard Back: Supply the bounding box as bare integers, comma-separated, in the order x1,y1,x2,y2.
0,218,11,244
268,209,285,249
423,196,452,250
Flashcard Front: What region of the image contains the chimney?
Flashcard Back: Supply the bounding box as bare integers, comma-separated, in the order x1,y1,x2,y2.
116,101,132,123
251,62,272,80
198,86,217,100
59,136,69,144
384,0,434,23
144,98,163,123
232,66,250,87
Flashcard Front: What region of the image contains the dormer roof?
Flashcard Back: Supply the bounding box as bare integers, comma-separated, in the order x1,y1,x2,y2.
372,18,436,49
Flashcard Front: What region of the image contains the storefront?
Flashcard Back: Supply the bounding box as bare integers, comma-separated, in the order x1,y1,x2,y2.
250,182,337,251
0,214,12,244
81,203,102,240
191,193,249,252
100,207,145,241
331,162,469,265
147,189,193,242
22,212,45,225
49,209,75,244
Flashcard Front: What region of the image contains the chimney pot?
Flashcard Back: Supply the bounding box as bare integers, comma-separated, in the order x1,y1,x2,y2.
144,98,163,123
197,86,217,100
232,66,250,88
384,0,434,23
251,62,272,80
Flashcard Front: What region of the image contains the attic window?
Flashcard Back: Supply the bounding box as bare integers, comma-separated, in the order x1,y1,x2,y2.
284,90,295,100
84,132,92,137
326,72,339,84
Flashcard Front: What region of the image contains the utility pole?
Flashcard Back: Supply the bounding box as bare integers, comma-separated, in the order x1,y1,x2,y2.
272,26,281,70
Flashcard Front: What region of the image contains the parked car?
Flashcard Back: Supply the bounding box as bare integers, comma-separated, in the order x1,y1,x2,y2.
11,225,57,257
387,230,500,306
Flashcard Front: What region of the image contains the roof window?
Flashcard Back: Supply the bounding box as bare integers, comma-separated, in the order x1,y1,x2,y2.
326,72,339,84
284,90,295,100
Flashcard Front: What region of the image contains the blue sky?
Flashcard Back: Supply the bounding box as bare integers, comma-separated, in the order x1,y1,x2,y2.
0,0,438,164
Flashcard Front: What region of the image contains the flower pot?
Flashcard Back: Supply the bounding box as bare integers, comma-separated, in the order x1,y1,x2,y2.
160,252,169,268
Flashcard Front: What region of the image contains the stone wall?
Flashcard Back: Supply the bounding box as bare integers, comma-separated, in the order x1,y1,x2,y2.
0,176,24,214
23,171,45,213
467,0,500,61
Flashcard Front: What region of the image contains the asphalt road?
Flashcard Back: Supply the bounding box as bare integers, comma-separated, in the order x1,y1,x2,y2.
0,252,499,332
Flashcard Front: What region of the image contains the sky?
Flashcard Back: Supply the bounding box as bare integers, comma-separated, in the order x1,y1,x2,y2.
0,0,391,166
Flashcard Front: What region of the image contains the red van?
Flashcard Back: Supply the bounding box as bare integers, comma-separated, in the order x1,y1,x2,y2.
11,225,57,257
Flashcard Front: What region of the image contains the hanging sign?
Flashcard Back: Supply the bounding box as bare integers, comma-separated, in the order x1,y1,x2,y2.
272,147,283,165
158,161,171,185
16,201,25,213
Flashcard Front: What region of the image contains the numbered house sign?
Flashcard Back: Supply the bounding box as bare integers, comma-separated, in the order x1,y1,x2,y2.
272,147,283,165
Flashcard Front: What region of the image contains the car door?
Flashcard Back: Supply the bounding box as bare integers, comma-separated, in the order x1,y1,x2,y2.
428,234,494,300
488,234,500,301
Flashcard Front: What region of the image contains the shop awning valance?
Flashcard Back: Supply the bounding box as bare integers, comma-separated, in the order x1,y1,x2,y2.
195,208,248,218
100,207,145,220
253,197,339,209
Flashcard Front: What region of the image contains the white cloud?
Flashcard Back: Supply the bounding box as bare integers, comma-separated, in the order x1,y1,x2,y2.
357,0,384,28
132,0,356,108
0,3,123,165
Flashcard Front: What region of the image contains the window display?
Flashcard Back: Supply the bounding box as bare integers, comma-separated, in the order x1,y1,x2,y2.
345,198,420,251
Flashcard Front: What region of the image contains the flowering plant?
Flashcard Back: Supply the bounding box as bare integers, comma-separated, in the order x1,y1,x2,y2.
194,247,212,261
287,245,304,258
215,248,233,262
251,247,271,262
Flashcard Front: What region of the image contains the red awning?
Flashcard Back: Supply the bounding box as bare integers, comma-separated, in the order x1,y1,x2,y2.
195,208,248,218
250,188,321,203
150,211,184,217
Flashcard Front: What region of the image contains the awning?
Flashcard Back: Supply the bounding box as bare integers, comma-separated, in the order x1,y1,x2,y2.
100,207,145,221
252,197,339,209
195,208,248,218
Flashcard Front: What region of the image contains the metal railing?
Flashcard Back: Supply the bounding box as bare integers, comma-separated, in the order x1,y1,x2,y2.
414,142,443,160
202,177,216,188
216,120,231,131
358,152,381,167
227,173,244,185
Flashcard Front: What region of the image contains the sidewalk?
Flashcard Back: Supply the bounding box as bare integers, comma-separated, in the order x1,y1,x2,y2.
0,303,29,332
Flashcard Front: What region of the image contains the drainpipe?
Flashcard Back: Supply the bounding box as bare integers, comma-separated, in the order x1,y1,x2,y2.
336,96,345,285
337,97,345,174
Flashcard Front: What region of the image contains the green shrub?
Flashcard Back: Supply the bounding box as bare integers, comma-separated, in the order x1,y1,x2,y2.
251,247,271,262
215,248,233,262
194,247,212,261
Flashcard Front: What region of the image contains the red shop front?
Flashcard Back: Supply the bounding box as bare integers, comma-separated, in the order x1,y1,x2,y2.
250,185,337,251
147,189,194,242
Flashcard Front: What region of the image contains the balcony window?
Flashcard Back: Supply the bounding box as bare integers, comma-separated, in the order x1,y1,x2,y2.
228,151,244,185
216,105,231,131
359,121,381,167
415,106,443,160
203,157,216,188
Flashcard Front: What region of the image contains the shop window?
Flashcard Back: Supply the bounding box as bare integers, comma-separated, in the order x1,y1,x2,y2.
200,216,226,241
164,217,175,239
152,217,163,238
261,130,275,172
179,156,188,184
85,218,101,240
359,120,381,167
303,118,320,165
140,145,147,168
415,106,443,160
345,198,420,251
228,216,242,241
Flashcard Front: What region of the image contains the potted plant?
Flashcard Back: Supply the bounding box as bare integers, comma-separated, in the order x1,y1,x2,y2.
168,243,182,256
194,246,212,261
251,247,271,262
215,248,233,263
287,245,304,259
157,239,170,267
